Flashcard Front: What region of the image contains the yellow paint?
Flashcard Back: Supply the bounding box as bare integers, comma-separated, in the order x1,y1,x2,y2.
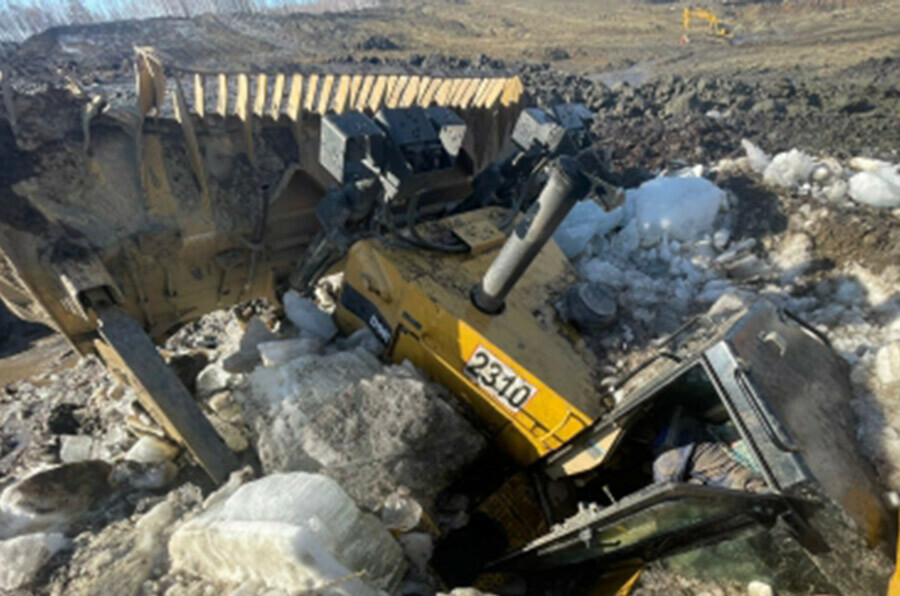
356,75,375,110
304,74,319,112
890,514,900,595
387,75,409,107
420,77,442,106
317,74,335,115
287,74,303,121
368,75,388,111
335,208,600,465
333,74,351,114
141,136,177,217
400,76,420,108
193,73,205,117
217,73,228,117
253,73,267,117
270,73,286,119
349,74,363,107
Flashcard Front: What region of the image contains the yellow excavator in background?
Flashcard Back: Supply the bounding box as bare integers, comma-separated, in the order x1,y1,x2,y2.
681,7,732,43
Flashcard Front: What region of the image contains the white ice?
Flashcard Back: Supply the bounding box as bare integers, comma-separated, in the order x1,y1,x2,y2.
626,175,725,247
848,166,900,208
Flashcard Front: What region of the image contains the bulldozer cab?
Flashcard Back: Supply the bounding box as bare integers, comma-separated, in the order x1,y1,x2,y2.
507,302,893,594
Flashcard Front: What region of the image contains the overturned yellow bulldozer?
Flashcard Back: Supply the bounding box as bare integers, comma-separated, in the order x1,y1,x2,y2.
0,47,525,482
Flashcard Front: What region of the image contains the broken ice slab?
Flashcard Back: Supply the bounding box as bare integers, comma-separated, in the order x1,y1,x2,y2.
763,148,816,189
125,435,179,463
258,338,322,367
627,176,724,247
0,532,69,590
849,166,900,208
554,200,624,259
282,290,338,341
168,472,406,595
223,317,278,373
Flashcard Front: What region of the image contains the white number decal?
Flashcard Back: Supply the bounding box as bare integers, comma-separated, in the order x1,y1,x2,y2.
464,346,537,412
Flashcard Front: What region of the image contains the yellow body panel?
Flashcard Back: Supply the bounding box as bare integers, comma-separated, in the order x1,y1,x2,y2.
335,209,602,465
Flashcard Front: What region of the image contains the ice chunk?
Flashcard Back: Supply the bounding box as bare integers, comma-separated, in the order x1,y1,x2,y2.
243,350,382,473
59,435,101,463
399,532,433,573
169,472,406,595
0,532,69,590
875,342,900,386
848,167,900,208
223,317,278,373
380,488,423,532
340,328,385,356
763,149,816,188
741,139,770,174
258,338,323,367
196,361,239,398
747,580,774,596
627,176,724,247
771,232,814,284
110,460,178,490
283,291,338,341
298,367,486,510
849,156,894,172
125,436,179,463
554,201,624,259
712,228,731,250
243,350,380,413
578,259,625,288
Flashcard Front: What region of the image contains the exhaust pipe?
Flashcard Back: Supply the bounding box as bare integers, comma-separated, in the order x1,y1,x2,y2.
472,155,590,314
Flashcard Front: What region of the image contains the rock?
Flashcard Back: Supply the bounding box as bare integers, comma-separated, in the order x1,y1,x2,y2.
223,317,277,373
298,366,487,510
208,391,245,424
196,361,238,398
875,342,900,386
0,460,112,539
169,472,406,595
208,413,250,452
356,35,400,50
0,532,69,590
125,435,179,463
166,351,209,395
282,290,338,341
664,92,703,117
544,47,570,61
258,338,322,367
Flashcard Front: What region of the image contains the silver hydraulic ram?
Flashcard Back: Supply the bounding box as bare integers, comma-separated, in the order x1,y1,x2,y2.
472,155,590,314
